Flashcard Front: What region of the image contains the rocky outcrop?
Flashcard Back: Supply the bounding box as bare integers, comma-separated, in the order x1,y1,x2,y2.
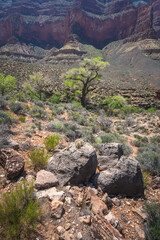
0,0,159,48
47,142,97,186
95,156,144,197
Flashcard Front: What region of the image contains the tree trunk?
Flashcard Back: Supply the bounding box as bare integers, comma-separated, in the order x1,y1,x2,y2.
81,86,87,107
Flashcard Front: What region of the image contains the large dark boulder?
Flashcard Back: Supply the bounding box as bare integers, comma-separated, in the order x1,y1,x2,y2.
97,143,123,171
95,156,144,197
47,142,97,186
0,148,25,179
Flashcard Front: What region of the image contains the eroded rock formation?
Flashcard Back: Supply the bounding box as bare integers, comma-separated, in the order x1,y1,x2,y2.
0,0,159,48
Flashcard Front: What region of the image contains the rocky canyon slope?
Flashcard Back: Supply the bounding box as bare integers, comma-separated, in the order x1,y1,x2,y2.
0,0,160,48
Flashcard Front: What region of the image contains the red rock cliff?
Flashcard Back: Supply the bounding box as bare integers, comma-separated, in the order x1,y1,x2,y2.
0,0,159,48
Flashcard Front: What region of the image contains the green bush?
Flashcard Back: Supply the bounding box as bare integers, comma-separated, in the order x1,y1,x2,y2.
100,132,125,144
29,106,47,119
9,101,25,115
29,148,49,171
0,110,15,125
144,201,160,240
0,180,41,240
19,116,26,122
136,151,160,175
48,92,61,104
44,134,60,151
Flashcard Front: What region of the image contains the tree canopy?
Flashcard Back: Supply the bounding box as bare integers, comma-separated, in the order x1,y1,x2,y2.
0,73,16,96
63,57,109,107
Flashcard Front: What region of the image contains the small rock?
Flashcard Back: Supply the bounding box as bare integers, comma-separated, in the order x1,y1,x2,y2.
35,170,58,190
77,232,83,239
51,201,64,219
91,195,108,215
121,213,128,223
79,215,91,225
113,198,121,206
133,208,147,221
57,226,65,235
105,212,123,233
102,193,113,208
35,187,64,201
65,223,71,230
26,174,35,182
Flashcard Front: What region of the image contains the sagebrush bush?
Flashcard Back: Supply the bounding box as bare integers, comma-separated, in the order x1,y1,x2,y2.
0,180,41,240
144,201,160,240
44,134,60,151
29,106,47,119
136,151,160,175
100,132,125,144
9,101,25,115
51,105,65,115
0,110,15,125
0,96,7,110
29,148,49,170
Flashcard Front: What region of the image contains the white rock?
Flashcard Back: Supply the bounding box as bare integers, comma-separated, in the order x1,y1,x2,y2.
35,187,64,201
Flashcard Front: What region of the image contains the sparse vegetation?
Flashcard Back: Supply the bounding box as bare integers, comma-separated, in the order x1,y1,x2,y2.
29,148,49,171
9,101,25,115
0,180,41,240
0,110,15,125
144,201,160,240
44,134,60,151
0,73,16,96
29,106,47,119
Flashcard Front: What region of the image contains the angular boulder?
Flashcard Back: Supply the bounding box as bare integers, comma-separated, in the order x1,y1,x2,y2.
47,142,97,186
97,143,123,171
0,148,25,179
35,170,58,190
95,156,144,197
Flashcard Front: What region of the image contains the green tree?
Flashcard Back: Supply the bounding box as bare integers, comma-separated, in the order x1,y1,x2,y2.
23,72,50,100
0,73,16,96
63,57,109,107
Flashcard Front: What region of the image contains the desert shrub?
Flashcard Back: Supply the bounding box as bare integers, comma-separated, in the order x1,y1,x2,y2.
136,151,160,175
51,104,65,115
146,107,156,114
81,127,95,143
0,110,15,125
98,116,112,132
142,170,150,187
144,201,160,240
0,180,41,240
34,100,45,108
29,106,47,119
9,101,25,115
68,111,87,125
150,135,160,144
44,134,60,151
102,95,144,116
29,148,49,170
100,132,125,144
122,144,133,156
19,116,26,122
48,92,61,104
46,121,64,133
0,96,7,110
